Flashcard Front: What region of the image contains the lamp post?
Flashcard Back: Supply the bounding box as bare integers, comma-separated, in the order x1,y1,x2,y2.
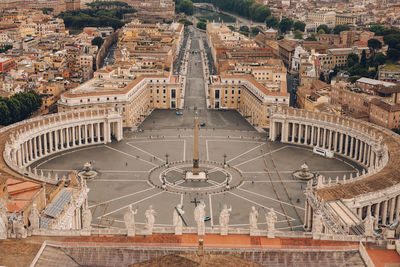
223,154,227,166
165,153,169,165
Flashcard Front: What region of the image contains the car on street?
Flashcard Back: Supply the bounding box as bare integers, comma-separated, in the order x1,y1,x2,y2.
200,122,206,127
204,216,211,222
176,110,183,115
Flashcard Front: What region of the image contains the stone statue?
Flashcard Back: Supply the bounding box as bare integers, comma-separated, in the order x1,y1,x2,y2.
266,208,277,238
173,204,185,235
82,206,92,231
364,213,375,237
194,200,206,236
249,206,259,232
124,205,137,237
29,203,40,231
0,199,8,239
312,212,323,234
219,204,232,236
144,205,157,234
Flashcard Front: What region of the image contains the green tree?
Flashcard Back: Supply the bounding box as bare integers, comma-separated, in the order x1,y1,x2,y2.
305,33,317,41
347,53,359,68
360,50,367,68
369,24,386,36
266,16,279,29
374,53,387,66
317,24,330,34
293,21,306,32
228,25,235,31
293,30,303,39
91,36,104,48
278,18,293,34
239,25,249,32
251,27,260,36
175,0,194,15
333,24,350,34
197,20,206,30
388,48,400,61
0,101,10,125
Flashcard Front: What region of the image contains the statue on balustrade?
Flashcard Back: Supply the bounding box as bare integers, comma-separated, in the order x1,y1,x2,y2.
173,204,185,235
124,205,137,237
249,206,259,235
194,200,206,236
219,204,232,236
144,205,157,235
266,208,277,238
29,203,40,231
0,199,8,239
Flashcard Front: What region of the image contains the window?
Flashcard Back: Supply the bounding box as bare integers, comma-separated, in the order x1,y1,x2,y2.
231,90,234,94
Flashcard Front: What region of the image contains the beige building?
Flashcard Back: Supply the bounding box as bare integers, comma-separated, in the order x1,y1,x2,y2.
58,67,182,127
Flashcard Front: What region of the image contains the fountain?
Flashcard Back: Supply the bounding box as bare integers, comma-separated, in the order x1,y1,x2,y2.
292,162,315,180
77,162,98,179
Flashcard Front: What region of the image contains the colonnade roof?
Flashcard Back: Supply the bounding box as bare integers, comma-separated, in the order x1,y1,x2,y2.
317,123,400,201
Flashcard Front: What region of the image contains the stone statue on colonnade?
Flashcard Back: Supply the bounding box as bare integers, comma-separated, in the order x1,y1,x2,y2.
249,206,259,235
0,199,8,239
194,200,206,236
144,205,157,235
219,204,232,236
124,205,137,237
29,203,40,231
266,208,277,238
173,204,185,235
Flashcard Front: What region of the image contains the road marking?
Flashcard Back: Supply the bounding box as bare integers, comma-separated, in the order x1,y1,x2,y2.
99,170,150,173
98,191,165,218
243,180,305,183
180,194,183,206
237,188,305,211
234,146,288,167
127,143,165,162
35,146,101,168
183,139,186,161
89,187,156,208
104,145,158,167
228,191,296,221
209,194,214,226
227,143,265,163
206,140,209,160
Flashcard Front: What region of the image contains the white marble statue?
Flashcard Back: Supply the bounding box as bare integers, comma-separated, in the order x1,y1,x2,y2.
249,206,259,231
82,206,92,231
266,208,277,238
124,205,137,237
29,203,40,231
173,204,185,235
194,201,206,236
0,199,8,239
364,213,375,237
219,204,232,236
144,205,157,234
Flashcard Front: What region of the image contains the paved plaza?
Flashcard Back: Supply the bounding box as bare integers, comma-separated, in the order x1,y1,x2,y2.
30,29,361,233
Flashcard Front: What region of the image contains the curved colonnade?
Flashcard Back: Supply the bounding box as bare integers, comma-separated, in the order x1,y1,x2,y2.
270,107,400,234
1,109,123,185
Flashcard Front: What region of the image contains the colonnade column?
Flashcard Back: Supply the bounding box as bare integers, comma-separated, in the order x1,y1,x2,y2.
33,136,37,158
38,134,42,157
43,133,48,155
291,123,295,142
375,202,380,227
328,130,332,150
97,123,101,143
304,125,309,145
382,200,388,225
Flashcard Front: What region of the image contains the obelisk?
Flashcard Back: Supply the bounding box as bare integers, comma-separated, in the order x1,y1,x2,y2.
193,108,199,175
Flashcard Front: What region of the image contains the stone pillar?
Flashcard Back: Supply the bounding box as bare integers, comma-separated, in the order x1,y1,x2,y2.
340,133,344,154
328,130,332,150
23,141,28,164
310,126,315,146
49,131,53,153
60,128,64,149
317,127,320,147
382,200,388,225
97,123,101,143
355,139,359,160
27,139,32,162
78,125,82,145
55,130,59,151
66,127,70,148
390,198,395,223
72,126,75,147
350,136,354,158
322,128,326,148
375,202,380,227
291,122,295,142
396,196,400,221
297,124,302,144
91,124,94,143
38,134,42,157
363,142,368,165
83,124,87,144
357,207,362,219
304,125,309,145
43,132,48,155
18,147,23,167
335,131,339,152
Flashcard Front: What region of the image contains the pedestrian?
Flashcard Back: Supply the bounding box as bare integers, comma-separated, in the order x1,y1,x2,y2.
126,162,128,166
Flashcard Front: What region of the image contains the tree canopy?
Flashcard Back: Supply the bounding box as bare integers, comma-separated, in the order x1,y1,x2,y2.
317,24,330,34
294,21,306,32
0,91,42,126
92,36,104,48
266,16,279,29
175,0,194,15
333,24,350,34
279,18,293,34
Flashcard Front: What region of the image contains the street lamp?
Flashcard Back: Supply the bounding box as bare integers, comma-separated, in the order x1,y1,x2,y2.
165,153,169,165
223,154,227,165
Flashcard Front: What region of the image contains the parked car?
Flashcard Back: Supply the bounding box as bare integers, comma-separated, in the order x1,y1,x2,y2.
204,216,211,222
176,110,183,115
200,122,206,127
